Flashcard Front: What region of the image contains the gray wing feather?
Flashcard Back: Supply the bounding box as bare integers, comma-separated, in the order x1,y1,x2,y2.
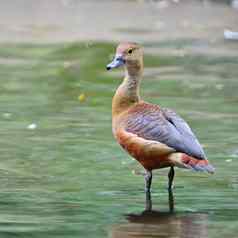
162,108,206,160
125,106,206,160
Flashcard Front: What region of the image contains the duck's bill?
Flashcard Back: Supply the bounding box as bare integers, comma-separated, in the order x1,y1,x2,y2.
106,54,125,70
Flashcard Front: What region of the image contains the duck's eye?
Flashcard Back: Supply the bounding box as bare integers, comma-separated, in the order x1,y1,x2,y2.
128,49,133,54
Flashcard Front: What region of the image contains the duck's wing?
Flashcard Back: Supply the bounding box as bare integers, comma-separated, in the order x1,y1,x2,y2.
161,108,206,160
123,104,206,160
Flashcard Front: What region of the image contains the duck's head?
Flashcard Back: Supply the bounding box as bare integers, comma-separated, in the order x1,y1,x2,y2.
106,42,143,74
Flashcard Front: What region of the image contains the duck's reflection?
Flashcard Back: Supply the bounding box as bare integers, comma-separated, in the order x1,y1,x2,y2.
111,211,208,238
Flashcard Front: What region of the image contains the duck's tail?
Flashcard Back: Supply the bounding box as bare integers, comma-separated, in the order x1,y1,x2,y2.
170,153,215,174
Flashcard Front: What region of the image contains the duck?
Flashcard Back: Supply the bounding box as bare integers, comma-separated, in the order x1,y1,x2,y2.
106,42,215,211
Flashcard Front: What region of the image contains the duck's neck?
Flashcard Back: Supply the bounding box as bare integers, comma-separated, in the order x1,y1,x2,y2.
112,61,143,116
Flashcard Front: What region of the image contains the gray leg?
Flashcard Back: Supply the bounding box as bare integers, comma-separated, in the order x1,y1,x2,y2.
168,166,175,212
168,166,175,190
168,188,174,213
144,170,152,211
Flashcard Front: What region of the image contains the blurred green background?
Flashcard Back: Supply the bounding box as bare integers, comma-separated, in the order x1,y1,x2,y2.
0,1,238,237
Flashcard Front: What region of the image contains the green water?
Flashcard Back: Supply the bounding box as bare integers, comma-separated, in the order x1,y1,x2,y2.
0,40,238,238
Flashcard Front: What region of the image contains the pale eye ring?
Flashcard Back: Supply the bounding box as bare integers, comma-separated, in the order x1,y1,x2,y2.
128,49,133,54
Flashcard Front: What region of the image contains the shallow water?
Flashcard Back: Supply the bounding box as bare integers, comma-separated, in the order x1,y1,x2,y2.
0,39,238,238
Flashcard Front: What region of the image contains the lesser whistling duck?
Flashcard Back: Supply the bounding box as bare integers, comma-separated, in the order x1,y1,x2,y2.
107,42,214,211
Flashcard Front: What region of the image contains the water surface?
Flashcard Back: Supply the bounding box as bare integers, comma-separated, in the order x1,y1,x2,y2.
0,39,238,237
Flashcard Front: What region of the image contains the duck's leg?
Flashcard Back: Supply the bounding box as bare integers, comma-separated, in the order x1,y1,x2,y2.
144,170,152,211
168,188,174,212
168,166,174,190
168,166,175,212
